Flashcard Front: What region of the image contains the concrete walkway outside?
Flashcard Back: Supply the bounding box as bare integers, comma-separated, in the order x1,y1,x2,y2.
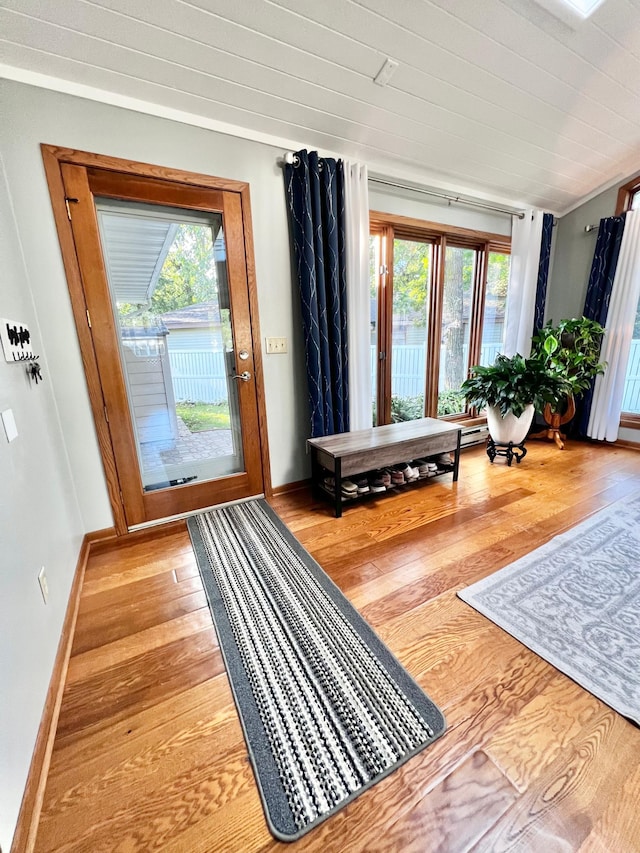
140,417,233,473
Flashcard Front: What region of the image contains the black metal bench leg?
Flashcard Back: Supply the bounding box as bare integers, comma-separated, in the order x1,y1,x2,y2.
334,458,342,518
453,431,461,481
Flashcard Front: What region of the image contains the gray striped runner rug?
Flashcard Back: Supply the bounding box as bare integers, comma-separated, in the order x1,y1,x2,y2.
187,499,446,841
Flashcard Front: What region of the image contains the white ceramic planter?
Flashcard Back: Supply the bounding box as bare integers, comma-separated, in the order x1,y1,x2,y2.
486,403,535,445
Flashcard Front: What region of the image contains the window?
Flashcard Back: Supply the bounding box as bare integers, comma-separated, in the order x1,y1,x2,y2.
616,175,640,424
370,213,510,424
622,303,640,416
390,237,431,420
616,175,640,216
480,252,510,365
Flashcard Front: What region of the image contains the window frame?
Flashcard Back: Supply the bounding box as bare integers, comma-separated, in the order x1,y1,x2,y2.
616,175,640,428
370,211,511,424
615,174,640,216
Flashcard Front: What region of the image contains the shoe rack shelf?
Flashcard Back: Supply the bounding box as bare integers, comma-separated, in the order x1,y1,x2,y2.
307,418,461,518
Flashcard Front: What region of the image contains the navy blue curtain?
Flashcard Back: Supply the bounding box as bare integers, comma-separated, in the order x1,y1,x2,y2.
533,213,554,334
575,214,626,436
284,150,349,438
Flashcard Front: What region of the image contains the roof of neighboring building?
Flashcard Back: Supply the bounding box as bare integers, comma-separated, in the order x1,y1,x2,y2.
160,302,221,329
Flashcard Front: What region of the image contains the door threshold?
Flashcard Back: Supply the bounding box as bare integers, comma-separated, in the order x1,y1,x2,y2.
127,493,266,532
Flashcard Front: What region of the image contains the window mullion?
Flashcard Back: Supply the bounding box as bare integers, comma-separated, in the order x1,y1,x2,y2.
425,236,445,418
467,245,488,417
469,245,488,368
379,226,394,425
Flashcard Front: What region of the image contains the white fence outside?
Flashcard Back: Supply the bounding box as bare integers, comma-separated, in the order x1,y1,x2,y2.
169,350,229,403
167,341,640,413
369,343,502,398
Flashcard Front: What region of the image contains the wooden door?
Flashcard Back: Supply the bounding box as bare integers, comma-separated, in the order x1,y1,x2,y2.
46,151,268,529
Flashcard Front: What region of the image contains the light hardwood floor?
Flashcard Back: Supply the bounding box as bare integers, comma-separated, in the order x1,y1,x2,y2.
34,442,640,852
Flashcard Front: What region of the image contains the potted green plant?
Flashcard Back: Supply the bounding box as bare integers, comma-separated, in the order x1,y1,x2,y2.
529,317,606,447
530,317,606,398
461,353,572,445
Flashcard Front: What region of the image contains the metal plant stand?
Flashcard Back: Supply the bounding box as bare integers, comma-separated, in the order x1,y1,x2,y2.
486,437,527,466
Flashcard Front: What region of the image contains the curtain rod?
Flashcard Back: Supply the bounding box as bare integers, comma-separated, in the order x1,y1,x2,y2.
368,176,526,220
282,152,525,219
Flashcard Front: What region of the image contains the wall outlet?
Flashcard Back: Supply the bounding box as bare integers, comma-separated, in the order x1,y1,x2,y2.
38,566,49,605
265,336,288,354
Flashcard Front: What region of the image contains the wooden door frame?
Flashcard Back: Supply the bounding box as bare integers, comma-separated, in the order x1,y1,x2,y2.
41,144,272,535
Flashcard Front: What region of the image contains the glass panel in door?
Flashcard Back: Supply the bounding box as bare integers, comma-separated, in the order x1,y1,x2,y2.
96,199,244,492
390,238,431,421
438,246,474,415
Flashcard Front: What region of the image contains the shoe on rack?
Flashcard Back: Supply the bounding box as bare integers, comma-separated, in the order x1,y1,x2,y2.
368,472,386,493
412,459,430,479
402,462,419,481
323,476,336,493
355,476,370,495
389,465,406,485
323,477,349,501
434,452,453,466
373,468,391,488
341,479,358,498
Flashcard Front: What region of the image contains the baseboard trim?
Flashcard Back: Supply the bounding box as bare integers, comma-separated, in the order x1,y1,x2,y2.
85,525,116,544
88,518,187,555
271,478,311,496
10,535,90,853
614,438,640,451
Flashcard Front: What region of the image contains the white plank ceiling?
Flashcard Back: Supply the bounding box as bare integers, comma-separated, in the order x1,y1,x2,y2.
1,0,639,213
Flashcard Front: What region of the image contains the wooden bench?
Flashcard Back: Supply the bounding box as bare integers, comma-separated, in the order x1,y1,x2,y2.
307,417,461,517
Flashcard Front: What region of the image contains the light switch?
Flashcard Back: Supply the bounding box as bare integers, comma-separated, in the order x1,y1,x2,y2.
1,408,18,442
265,337,288,354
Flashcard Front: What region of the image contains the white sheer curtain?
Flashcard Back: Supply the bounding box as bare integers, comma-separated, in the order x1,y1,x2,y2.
503,209,545,357
343,161,372,431
588,210,640,441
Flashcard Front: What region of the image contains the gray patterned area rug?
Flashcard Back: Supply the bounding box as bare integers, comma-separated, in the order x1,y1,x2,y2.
458,490,640,725
187,499,446,842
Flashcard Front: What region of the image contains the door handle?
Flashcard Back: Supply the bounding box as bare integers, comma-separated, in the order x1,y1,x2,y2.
233,370,251,382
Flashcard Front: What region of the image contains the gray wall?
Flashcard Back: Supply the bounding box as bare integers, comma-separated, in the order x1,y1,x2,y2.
0,155,84,851
368,184,511,237
546,185,620,323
